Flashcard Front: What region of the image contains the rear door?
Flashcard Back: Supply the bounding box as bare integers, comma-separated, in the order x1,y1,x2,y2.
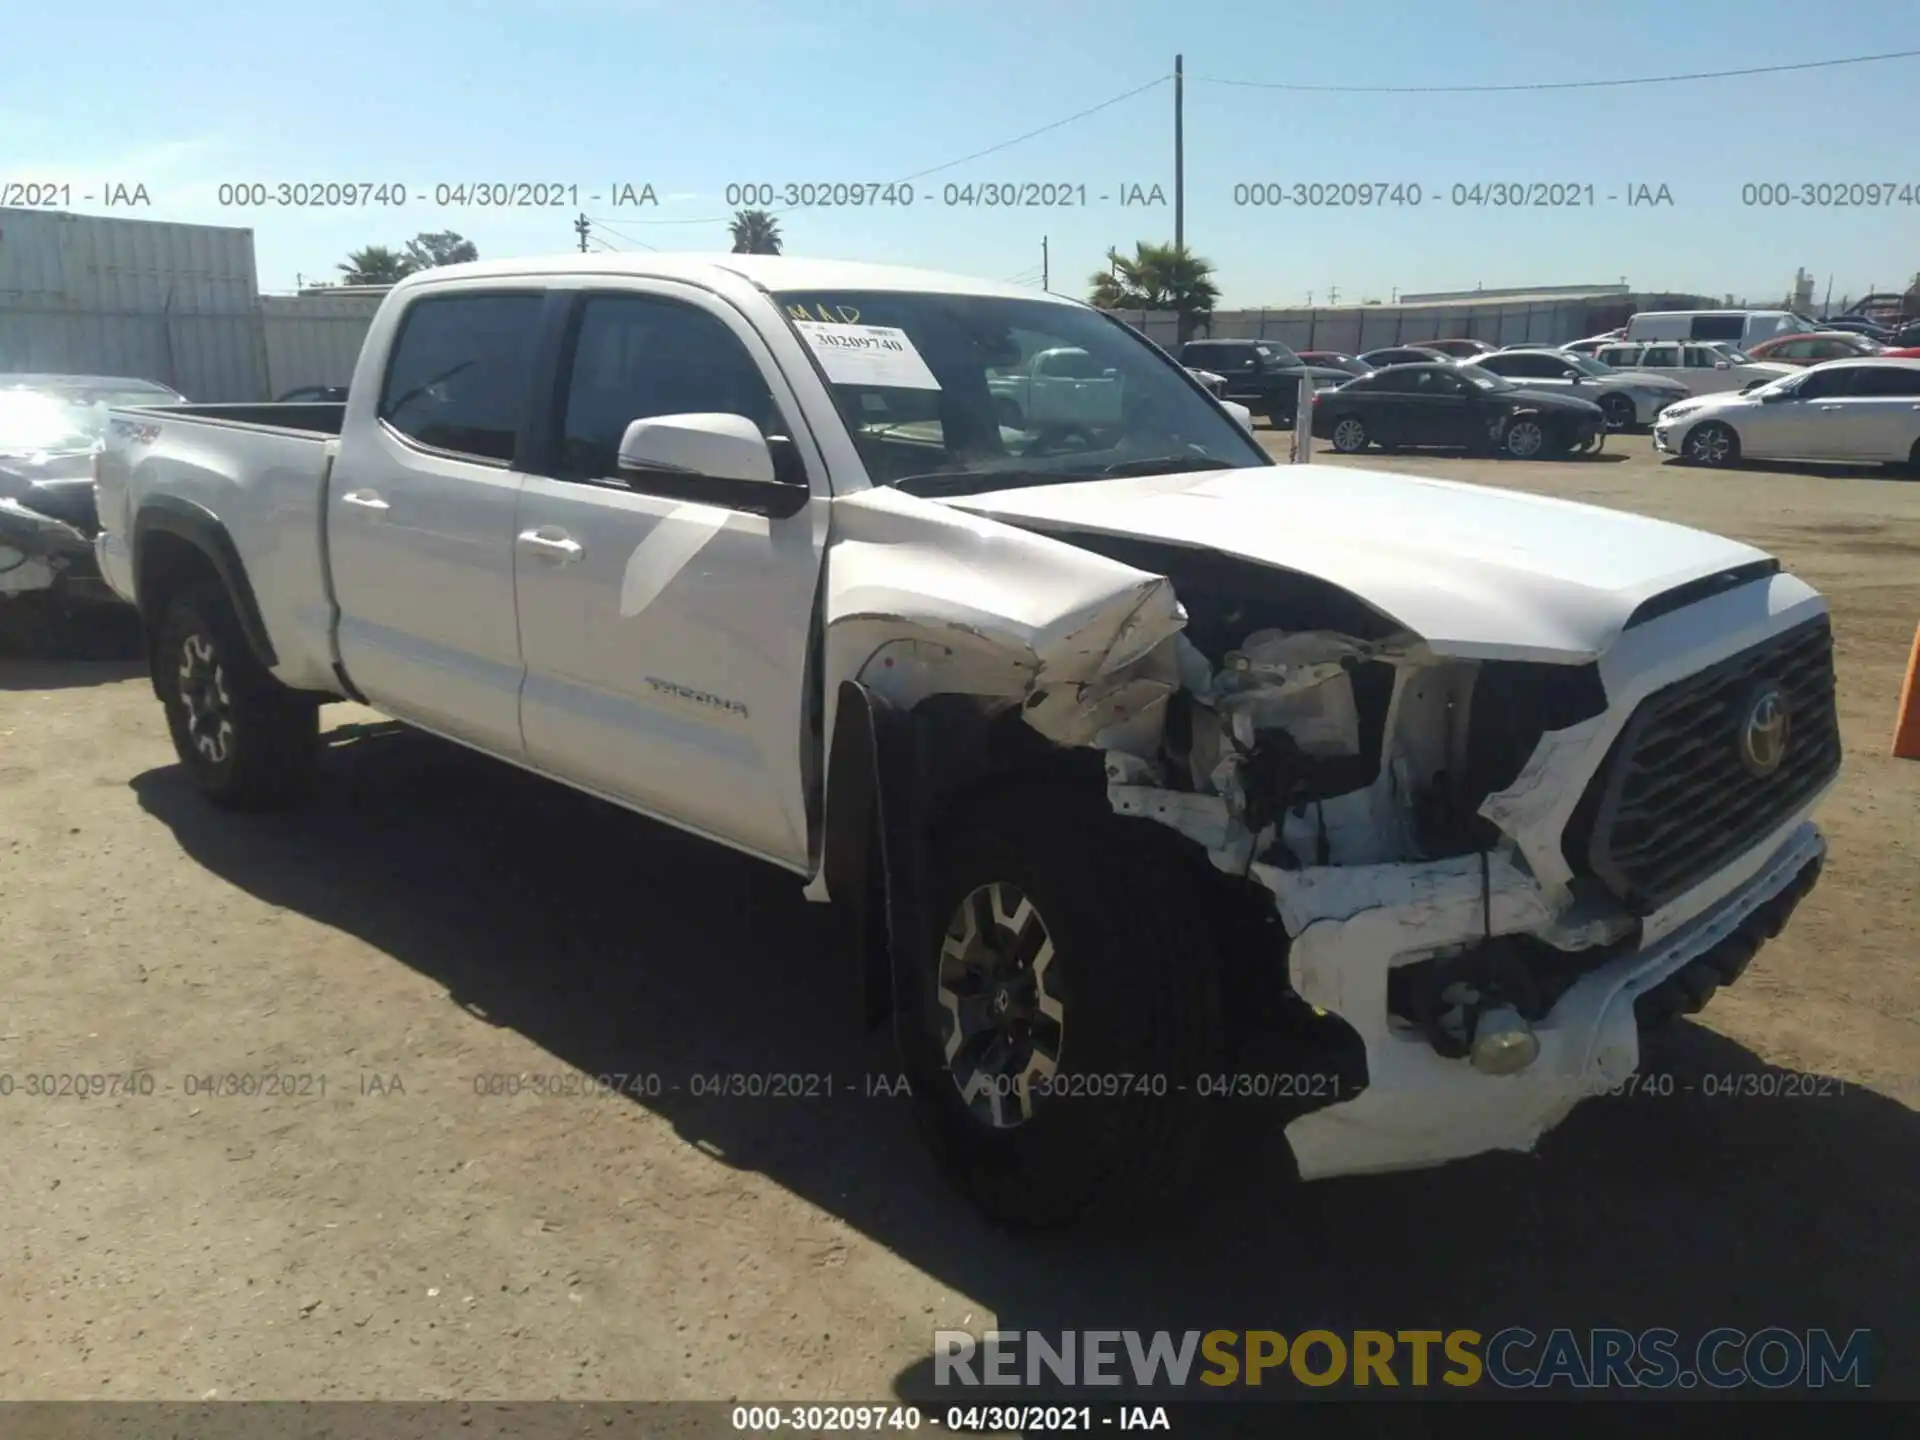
511,283,827,869
327,287,544,754
1830,364,1920,460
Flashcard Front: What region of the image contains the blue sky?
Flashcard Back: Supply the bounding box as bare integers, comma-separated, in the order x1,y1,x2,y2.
3,0,1917,306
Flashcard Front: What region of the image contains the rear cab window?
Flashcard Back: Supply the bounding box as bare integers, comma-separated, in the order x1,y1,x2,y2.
379,291,545,463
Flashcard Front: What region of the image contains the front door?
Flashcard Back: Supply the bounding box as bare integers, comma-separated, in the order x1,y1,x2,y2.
327,288,545,754
512,285,827,868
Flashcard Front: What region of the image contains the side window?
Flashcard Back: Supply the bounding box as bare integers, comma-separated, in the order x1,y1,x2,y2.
1643,345,1682,368
1689,315,1745,342
1850,366,1920,397
1681,346,1720,368
378,292,544,463
556,293,782,479
1597,346,1638,367
1796,367,1858,400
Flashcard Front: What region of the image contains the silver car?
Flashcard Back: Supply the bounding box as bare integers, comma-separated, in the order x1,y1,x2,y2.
1471,348,1691,430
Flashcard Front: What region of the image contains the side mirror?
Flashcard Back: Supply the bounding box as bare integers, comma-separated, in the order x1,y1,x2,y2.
616,413,807,517
1714,359,1731,369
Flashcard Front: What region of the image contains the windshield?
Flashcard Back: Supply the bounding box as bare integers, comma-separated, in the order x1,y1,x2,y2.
1255,342,1302,366
1565,354,1615,376
0,390,109,456
774,290,1270,495
1456,364,1518,392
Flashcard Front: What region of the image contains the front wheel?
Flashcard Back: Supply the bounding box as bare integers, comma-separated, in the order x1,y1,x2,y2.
155,585,320,810
1680,421,1741,468
1502,417,1548,458
900,784,1225,1228
1600,393,1637,431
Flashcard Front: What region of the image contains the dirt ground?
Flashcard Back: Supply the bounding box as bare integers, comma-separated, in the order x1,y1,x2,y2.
2,433,1917,1411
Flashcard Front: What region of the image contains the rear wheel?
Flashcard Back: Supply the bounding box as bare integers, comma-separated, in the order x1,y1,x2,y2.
900,783,1225,1228
1681,421,1740,468
1329,415,1370,453
155,584,319,810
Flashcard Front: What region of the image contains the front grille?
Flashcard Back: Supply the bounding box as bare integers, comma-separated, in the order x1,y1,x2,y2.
1565,616,1840,915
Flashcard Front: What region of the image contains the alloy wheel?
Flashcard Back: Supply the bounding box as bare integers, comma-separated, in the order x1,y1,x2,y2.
177,632,236,764
936,881,1066,1129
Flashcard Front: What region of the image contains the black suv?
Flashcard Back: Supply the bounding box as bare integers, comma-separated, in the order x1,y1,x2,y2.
1177,339,1349,427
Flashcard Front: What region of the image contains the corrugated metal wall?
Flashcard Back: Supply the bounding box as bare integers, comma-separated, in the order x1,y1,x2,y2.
1197,300,1600,351
262,292,382,395
0,208,271,400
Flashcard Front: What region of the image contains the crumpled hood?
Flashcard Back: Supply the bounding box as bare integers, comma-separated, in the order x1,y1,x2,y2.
942,463,1774,662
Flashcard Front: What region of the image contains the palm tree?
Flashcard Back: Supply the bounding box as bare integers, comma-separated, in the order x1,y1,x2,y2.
402,231,479,271
729,209,783,255
1086,241,1221,345
337,245,413,285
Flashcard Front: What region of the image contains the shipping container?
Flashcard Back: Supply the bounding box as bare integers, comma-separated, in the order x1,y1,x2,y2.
263,291,383,396
0,207,270,400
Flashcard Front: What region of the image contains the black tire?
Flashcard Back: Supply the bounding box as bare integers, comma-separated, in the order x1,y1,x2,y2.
1599,393,1637,431
1328,414,1370,454
154,584,319,810
1265,396,1293,428
900,782,1225,1228
993,396,1024,429
1680,420,1740,468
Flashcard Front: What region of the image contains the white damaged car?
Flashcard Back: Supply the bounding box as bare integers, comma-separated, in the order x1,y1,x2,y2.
96,255,1840,1225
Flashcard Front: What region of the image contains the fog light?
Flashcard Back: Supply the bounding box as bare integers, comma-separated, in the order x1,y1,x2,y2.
1469,1005,1540,1075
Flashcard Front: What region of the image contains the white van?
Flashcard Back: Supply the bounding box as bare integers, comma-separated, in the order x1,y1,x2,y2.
1625,310,1813,349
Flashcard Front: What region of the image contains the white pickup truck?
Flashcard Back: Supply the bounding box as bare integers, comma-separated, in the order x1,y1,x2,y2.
986,345,1126,431
96,254,1839,1227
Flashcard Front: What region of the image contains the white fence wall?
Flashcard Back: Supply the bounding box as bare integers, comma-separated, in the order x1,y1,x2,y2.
1199,300,1601,352
262,293,383,396
0,207,270,400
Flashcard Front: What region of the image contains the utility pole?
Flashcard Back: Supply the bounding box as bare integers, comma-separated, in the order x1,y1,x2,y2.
1328,284,1340,305
575,213,592,252
1173,54,1185,253
1041,236,1049,291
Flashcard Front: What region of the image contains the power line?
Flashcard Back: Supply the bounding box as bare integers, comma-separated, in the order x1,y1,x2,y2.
596,74,1172,231
1195,47,1920,93
586,218,659,251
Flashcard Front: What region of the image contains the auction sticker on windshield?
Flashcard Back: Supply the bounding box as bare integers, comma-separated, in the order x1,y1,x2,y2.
794,322,942,390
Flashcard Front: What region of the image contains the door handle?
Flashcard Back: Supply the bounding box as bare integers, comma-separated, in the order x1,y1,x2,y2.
516,529,583,562
340,490,389,512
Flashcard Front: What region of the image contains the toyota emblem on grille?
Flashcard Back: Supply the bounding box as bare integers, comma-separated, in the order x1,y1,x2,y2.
1738,686,1791,777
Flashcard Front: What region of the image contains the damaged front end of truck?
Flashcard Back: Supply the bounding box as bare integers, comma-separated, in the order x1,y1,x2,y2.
822,475,1838,1182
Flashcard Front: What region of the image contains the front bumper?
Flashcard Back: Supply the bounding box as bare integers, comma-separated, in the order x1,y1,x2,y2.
0,498,114,602
1263,819,1826,1180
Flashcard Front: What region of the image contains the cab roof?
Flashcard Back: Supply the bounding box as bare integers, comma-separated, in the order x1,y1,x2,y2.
395,252,1080,305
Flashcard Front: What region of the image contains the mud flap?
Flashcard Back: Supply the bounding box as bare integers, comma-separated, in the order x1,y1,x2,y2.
823,682,936,1054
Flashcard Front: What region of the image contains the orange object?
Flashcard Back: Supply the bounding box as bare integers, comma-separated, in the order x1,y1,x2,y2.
1896,623,1920,760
